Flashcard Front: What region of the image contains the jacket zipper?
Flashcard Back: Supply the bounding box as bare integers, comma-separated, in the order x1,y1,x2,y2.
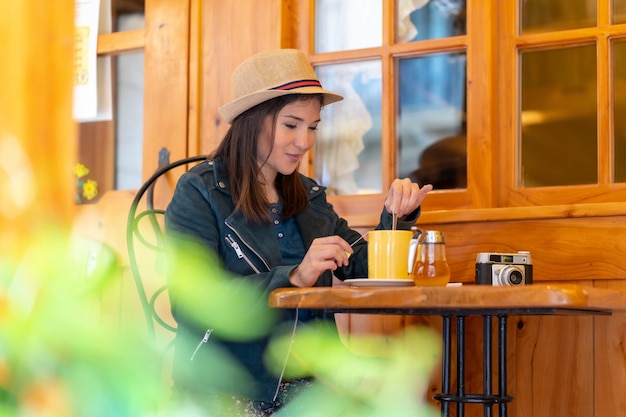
224,223,286,399
224,227,269,273
190,329,213,361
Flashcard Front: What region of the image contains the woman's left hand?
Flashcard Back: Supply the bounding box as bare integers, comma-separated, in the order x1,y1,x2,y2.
384,178,433,217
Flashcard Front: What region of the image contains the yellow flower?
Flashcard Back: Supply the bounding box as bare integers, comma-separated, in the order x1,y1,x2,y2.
74,163,90,179
82,179,98,201
74,163,98,203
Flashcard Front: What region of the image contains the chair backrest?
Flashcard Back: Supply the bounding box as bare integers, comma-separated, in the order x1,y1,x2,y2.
126,153,207,342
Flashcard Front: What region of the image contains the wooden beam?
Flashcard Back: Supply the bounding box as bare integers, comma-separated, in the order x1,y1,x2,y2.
97,29,145,55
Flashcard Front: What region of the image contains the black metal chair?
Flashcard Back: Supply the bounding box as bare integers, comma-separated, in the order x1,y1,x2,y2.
126,151,207,342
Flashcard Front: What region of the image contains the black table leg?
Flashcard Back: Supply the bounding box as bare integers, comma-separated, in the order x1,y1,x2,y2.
498,315,508,417
434,313,512,416
483,316,493,417
441,315,452,417
457,316,465,417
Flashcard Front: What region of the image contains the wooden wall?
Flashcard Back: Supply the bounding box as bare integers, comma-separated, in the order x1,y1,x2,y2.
195,0,293,154
425,215,626,417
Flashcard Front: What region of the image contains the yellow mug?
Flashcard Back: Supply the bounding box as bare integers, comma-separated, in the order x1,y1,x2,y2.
367,230,413,280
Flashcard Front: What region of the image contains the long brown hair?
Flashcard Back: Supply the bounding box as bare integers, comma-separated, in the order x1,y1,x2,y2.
211,94,323,223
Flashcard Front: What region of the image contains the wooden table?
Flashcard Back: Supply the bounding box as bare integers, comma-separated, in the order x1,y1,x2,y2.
269,284,626,417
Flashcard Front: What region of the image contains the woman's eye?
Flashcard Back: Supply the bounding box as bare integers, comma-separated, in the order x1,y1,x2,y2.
308,126,319,132
284,123,297,129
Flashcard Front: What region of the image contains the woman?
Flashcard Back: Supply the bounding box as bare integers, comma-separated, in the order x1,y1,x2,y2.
165,49,432,416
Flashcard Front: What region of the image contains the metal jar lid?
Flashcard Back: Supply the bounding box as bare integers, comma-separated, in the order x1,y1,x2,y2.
421,230,446,244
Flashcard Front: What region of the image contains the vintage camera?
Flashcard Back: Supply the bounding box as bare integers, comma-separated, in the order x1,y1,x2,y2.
475,251,533,286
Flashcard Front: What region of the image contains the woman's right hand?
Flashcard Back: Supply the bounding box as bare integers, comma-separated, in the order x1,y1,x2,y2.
289,236,353,287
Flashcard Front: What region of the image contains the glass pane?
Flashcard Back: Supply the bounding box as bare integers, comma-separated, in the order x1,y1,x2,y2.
520,45,597,187
615,41,626,182
315,60,382,195
115,13,144,190
396,0,466,43
397,53,467,190
114,0,146,23
521,0,596,34
616,0,626,24
315,0,382,53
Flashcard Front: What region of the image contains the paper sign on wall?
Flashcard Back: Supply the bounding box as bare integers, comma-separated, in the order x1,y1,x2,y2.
73,0,112,122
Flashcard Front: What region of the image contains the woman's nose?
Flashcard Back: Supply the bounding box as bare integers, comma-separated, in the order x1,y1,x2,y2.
294,130,314,150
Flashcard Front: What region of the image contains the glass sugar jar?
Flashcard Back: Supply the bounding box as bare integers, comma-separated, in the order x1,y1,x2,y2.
412,230,451,287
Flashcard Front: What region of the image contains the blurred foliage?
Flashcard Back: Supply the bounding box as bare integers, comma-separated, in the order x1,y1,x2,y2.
0,227,166,417
266,322,440,417
165,239,278,341
0,227,440,416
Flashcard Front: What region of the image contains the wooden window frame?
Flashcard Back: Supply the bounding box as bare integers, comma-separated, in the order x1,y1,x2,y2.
295,1,498,226
500,1,626,207
294,0,626,228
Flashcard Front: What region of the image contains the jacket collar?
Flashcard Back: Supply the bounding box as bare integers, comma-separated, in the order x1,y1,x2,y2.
207,157,326,200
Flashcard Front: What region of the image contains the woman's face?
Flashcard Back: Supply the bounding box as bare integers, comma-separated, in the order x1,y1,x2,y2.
257,98,322,181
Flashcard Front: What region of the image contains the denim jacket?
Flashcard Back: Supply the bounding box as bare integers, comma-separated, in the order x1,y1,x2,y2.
164,157,421,402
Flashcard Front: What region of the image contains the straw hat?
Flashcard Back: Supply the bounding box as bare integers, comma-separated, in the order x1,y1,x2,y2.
218,49,344,124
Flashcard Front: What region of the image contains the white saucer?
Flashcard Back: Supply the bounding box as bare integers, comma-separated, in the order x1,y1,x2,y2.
345,278,415,287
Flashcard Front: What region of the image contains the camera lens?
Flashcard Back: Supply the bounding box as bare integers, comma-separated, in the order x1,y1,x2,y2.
497,265,525,286
508,270,523,285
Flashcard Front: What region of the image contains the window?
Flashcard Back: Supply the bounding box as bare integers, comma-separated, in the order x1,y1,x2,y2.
615,40,626,182
303,0,471,215
77,0,145,201
298,0,626,220
501,0,626,206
